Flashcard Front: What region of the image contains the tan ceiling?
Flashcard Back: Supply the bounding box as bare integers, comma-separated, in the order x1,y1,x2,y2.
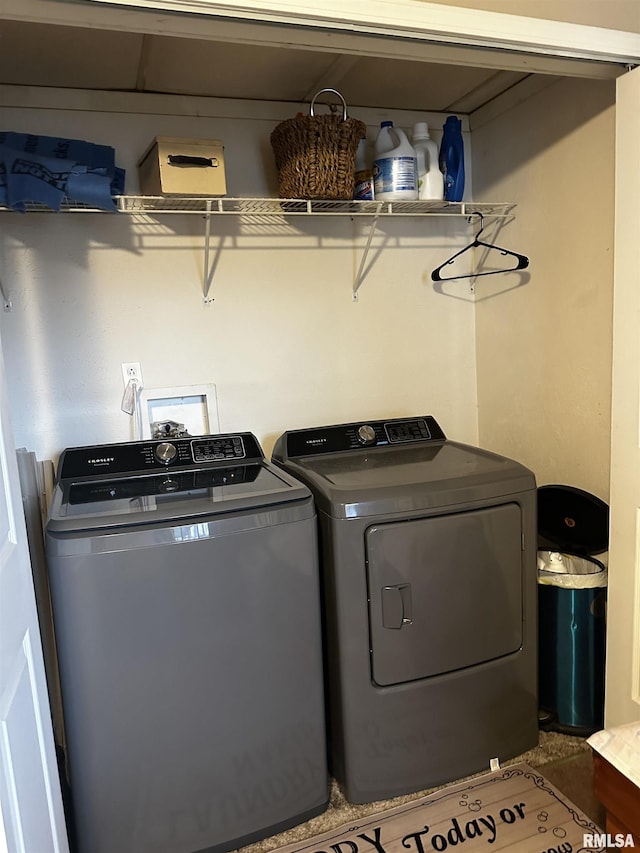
0,19,534,114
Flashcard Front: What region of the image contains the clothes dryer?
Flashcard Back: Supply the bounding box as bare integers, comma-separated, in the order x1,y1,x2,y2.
272,416,538,804
45,432,328,853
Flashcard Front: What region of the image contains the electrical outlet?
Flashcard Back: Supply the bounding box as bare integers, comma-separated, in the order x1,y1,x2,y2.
121,362,143,387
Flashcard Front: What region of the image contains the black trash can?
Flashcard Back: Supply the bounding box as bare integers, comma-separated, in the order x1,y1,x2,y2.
537,485,609,735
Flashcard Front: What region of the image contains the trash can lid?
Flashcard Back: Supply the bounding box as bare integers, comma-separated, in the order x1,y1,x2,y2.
538,484,609,555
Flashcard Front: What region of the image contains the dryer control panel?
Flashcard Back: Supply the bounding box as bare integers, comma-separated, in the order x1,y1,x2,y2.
279,416,446,458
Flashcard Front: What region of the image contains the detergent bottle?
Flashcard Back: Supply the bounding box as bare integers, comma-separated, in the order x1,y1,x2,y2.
412,121,443,201
439,115,465,202
373,121,418,201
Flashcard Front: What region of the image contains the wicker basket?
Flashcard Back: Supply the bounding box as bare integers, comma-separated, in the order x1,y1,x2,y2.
270,89,366,200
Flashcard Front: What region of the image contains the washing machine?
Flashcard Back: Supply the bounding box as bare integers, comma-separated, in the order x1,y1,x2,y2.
45,432,329,853
272,415,538,804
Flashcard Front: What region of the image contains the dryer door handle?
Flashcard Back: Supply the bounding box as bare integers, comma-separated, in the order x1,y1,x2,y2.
381,584,413,629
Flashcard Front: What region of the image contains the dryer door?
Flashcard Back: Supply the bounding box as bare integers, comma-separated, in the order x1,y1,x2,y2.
366,503,523,686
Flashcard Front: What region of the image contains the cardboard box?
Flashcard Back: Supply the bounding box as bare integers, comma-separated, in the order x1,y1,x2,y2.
138,137,226,196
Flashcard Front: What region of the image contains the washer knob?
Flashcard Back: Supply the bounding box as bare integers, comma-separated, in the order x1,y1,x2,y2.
155,441,177,464
357,424,376,446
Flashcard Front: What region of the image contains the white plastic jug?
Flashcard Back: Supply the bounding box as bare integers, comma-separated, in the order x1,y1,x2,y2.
373,122,418,201
412,121,444,201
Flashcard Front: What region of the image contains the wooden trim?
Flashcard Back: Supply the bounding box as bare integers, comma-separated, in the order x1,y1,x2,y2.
0,0,638,78
606,64,640,726
593,753,640,842
45,0,640,61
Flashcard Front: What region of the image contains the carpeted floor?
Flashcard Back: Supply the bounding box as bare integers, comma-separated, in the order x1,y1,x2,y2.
236,731,604,853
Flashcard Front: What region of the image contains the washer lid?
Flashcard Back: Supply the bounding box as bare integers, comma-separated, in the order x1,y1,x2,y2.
537,484,609,555
46,462,311,533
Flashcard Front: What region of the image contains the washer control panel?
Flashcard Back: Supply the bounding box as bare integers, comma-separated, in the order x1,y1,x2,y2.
281,416,446,458
58,433,263,480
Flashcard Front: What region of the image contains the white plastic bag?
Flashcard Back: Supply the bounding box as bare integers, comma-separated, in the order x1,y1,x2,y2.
538,550,607,589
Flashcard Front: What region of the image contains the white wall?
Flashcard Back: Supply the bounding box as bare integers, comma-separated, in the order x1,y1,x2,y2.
472,76,616,501
0,93,480,463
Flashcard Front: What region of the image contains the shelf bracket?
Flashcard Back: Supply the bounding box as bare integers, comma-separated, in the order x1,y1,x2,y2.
353,203,383,300
202,199,214,304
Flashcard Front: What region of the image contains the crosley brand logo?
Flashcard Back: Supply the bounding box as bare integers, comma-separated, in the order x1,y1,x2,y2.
87,457,115,465
584,834,635,848
305,438,327,446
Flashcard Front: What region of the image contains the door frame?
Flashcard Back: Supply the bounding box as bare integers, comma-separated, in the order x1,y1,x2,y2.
605,64,640,728
1,0,639,79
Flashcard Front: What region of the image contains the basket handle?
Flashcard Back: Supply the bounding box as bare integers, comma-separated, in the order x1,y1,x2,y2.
309,88,348,121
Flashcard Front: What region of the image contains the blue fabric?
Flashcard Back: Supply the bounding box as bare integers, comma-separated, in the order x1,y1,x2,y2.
0,148,77,212
0,132,125,212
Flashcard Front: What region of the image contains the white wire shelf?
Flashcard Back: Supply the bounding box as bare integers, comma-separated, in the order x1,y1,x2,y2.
0,196,517,303
0,196,516,218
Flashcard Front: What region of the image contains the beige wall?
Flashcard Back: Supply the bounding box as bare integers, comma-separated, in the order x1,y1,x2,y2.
428,0,640,32
472,76,616,500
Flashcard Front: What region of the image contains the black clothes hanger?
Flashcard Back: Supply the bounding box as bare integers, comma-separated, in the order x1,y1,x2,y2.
431,212,529,282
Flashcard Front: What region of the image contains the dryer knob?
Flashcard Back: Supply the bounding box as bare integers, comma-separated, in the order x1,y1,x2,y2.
357,424,377,446
155,441,177,464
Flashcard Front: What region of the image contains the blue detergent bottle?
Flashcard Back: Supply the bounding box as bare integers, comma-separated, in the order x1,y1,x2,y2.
439,116,465,202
